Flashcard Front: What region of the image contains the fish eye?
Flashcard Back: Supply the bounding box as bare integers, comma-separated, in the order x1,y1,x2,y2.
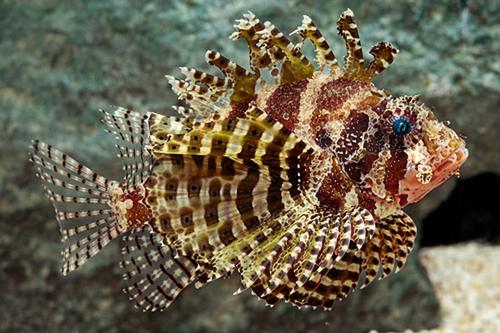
392,117,413,136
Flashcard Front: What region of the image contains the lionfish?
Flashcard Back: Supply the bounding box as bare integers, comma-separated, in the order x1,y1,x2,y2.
30,9,468,310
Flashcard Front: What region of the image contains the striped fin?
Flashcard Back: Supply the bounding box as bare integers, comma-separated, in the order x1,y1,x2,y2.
360,207,376,239
230,11,273,73
244,210,325,296
337,9,365,78
30,140,122,275
101,107,153,188
385,211,416,273
148,106,314,182
365,42,398,80
205,50,258,107
242,210,350,304
291,15,339,73
166,68,233,123
179,66,233,98
378,219,397,279
214,218,284,286
247,210,414,309
337,9,398,81
218,206,300,287
334,214,352,262
145,107,316,280
361,211,416,287
236,225,292,289
314,214,340,274
249,211,367,307
360,228,383,288
262,212,311,294
292,213,328,288
121,225,198,311
256,18,314,84
350,208,367,250
288,244,363,309
249,244,363,309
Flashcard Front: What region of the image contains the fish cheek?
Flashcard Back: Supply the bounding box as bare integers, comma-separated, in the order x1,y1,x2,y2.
383,149,408,196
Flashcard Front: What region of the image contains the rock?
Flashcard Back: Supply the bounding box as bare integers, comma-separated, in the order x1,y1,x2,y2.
419,243,500,333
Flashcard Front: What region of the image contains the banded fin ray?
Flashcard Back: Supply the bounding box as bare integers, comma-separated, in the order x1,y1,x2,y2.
145,107,316,280
101,107,153,188
164,9,398,126
30,140,121,275
290,244,364,308
337,9,398,81
166,69,233,123
245,209,360,305
291,15,339,72
247,210,416,309
121,225,198,311
236,205,310,289
149,106,313,174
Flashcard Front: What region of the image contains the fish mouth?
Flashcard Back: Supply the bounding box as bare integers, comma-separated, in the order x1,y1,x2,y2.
399,146,468,205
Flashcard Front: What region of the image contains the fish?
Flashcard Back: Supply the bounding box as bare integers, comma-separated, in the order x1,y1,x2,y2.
30,9,468,311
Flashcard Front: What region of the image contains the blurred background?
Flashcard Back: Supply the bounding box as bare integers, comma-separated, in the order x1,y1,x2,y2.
0,0,499,332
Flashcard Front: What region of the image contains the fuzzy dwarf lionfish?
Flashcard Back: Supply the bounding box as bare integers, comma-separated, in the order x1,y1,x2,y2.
30,9,468,310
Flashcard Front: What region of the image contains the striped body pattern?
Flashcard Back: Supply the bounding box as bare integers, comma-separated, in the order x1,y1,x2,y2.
30,9,468,311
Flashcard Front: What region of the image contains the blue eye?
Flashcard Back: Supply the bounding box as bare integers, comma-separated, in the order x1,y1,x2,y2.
392,117,412,136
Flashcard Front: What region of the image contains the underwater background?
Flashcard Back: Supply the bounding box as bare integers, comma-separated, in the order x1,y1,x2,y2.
0,0,499,332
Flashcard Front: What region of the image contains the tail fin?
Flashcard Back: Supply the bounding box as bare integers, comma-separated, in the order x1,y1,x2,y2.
30,140,122,275
30,108,201,310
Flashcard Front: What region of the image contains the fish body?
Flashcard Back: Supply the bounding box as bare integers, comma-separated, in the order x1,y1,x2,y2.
30,9,467,311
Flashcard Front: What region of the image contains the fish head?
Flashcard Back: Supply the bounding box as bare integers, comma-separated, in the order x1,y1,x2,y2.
388,96,468,205
328,95,468,208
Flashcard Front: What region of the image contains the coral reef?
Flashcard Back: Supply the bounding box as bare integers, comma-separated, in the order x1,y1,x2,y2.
0,1,498,332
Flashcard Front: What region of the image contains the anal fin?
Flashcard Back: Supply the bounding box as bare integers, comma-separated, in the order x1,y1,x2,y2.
121,225,198,311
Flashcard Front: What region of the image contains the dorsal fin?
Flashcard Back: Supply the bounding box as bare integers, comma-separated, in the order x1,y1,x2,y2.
101,107,195,188
205,50,259,108
229,11,273,73
165,9,398,125
101,107,152,188
336,9,398,81
291,15,339,73
166,69,233,123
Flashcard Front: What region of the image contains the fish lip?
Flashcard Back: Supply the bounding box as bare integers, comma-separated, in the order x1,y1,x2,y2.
399,146,468,205
433,146,468,176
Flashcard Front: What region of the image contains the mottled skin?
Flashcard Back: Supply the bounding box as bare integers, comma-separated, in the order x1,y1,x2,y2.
255,74,467,221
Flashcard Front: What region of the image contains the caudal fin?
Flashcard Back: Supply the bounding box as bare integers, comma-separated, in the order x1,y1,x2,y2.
30,140,122,275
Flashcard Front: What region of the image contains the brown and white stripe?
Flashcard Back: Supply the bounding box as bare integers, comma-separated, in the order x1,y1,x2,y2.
121,225,198,311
